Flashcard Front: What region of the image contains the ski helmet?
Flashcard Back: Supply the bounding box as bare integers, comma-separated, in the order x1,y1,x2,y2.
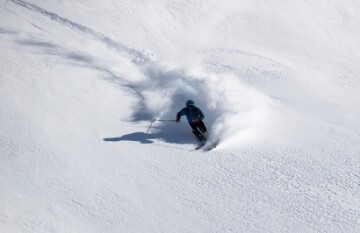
186,100,194,106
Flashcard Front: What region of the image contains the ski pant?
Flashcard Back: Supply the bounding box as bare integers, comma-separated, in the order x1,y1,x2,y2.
190,121,207,141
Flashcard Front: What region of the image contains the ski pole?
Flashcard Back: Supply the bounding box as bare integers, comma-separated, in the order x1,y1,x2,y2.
146,119,156,134
155,119,176,122
146,119,176,134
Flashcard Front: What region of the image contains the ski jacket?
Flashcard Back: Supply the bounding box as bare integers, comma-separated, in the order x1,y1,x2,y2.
177,106,205,125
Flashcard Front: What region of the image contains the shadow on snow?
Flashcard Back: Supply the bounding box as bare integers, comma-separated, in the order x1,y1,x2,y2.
103,122,197,147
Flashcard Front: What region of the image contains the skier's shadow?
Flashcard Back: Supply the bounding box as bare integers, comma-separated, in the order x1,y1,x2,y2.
103,121,197,146
103,132,159,144
103,130,194,145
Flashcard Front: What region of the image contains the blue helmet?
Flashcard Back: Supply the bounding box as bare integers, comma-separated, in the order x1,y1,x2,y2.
186,99,194,106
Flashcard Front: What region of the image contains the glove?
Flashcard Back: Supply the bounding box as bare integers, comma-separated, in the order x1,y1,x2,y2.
176,117,180,123
192,117,201,123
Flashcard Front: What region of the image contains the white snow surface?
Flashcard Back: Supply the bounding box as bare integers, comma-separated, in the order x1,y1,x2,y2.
1,0,360,232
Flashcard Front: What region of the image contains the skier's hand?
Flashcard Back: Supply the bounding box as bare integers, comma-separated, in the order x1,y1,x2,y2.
176,117,180,123
192,117,201,123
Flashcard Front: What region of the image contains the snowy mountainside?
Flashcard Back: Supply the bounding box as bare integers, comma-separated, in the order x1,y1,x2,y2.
1,0,360,232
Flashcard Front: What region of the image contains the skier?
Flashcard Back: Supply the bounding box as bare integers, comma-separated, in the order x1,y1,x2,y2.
176,100,207,143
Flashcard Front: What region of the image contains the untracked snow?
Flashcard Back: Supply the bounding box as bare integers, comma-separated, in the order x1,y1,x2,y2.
1,0,359,232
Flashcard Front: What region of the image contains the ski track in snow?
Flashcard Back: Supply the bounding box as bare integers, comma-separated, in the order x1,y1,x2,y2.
8,0,279,149
9,0,151,63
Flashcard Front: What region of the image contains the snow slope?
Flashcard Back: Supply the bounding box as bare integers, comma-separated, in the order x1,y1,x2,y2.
1,0,359,232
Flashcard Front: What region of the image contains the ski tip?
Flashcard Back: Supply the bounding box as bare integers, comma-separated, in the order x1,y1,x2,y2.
195,145,205,150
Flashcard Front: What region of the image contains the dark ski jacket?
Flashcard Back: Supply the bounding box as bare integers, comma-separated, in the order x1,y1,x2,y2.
177,106,204,125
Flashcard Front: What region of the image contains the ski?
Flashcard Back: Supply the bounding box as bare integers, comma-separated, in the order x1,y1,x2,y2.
195,143,205,150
